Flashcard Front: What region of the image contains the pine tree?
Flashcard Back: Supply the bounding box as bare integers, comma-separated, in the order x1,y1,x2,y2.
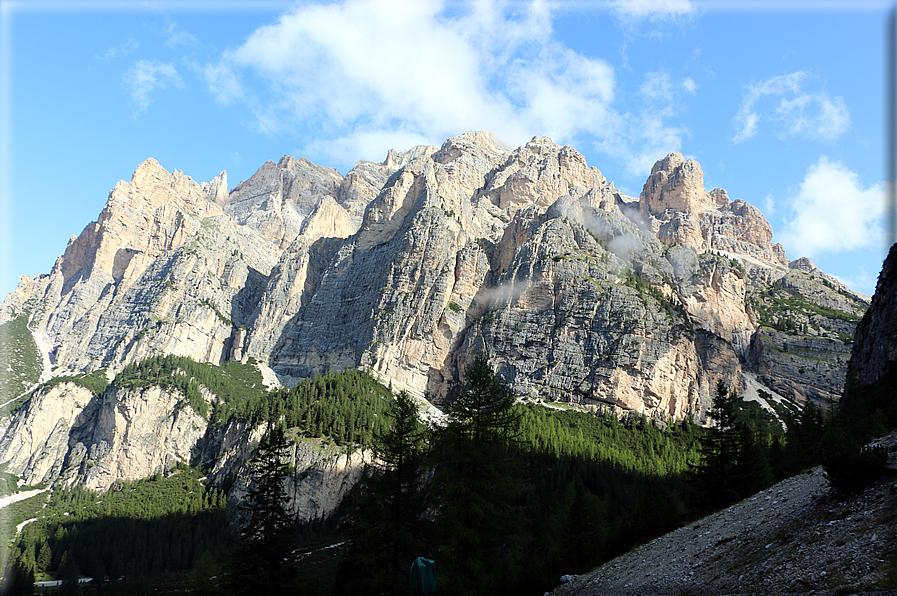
431,353,521,595
36,543,51,575
690,381,742,510
191,550,220,596
225,427,297,595
2,557,35,595
335,390,427,596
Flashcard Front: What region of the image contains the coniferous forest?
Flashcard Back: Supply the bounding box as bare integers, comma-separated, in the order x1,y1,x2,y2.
1,353,892,595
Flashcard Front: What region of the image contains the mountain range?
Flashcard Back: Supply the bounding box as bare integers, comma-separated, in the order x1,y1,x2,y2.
0,131,869,497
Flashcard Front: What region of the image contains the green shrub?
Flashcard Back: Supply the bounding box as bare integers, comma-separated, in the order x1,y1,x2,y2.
823,440,888,493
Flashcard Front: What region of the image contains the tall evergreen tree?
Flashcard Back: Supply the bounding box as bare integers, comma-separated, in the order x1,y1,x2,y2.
690,381,770,511
2,557,35,595
780,399,824,476
225,427,297,595
431,354,521,596
191,550,220,596
335,390,428,595
690,381,744,510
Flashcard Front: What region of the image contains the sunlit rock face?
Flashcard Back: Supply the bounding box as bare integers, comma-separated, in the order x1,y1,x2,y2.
638,152,787,266
0,133,867,428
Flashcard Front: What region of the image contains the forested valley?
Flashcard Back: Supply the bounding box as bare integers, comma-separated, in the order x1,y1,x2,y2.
0,353,891,595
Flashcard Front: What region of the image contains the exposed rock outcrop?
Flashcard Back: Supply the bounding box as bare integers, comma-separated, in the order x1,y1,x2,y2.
0,378,370,524
0,133,868,453
639,152,788,266
0,382,206,491
0,382,95,486
846,242,897,387
227,438,368,523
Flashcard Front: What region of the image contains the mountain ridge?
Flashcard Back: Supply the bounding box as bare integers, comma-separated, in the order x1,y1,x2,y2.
1,132,866,416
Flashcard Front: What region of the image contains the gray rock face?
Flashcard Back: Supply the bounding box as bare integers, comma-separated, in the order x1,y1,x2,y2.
0,381,205,491
0,132,871,499
0,159,281,377
225,156,344,248
227,437,368,523
846,242,897,387
745,266,867,407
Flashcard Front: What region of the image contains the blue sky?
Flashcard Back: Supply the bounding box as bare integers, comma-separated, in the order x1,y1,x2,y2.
0,0,892,298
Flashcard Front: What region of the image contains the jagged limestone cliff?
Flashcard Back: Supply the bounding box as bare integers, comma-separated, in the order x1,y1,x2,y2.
0,375,368,525
846,242,897,388
0,132,869,499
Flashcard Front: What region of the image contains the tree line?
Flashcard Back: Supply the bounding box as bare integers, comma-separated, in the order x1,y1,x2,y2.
4,351,893,595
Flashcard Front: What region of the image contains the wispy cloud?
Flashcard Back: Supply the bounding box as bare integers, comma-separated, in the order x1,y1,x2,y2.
778,156,883,258
201,62,243,105
603,69,693,175
123,60,183,114
201,0,686,173
640,71,674,101
609,0,695,21
165,23,198,48
733,71,850,143
99,37,138,60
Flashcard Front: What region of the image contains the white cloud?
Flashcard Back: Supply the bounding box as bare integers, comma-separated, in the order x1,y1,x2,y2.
123,60,183,113
609,0,694,21
601,107,687,176
202,62,243,105
166,23,199,48
682,77,697,93
778,157,883,258
100,37,138,60
640,71,673,101
734,71,850,143
201,0,686,173
600,69,690,175
220,0,530,147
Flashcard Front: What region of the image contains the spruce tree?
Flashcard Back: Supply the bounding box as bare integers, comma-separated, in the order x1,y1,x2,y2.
690,381,742,510
691,381,771,511
431,354,521,596
335,390,427,595
225,427,297,595
191,550,220,596
2,557,34,595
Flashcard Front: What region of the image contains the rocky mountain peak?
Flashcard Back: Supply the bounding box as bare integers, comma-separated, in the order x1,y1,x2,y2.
0,132,866,423
432,130,511,164
640,151,714,217
382,144,438,168
55,158,224,293
223,155,345,248
709,187,729,206
789,256,819,272
115,157,218,214
635,153,787,266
